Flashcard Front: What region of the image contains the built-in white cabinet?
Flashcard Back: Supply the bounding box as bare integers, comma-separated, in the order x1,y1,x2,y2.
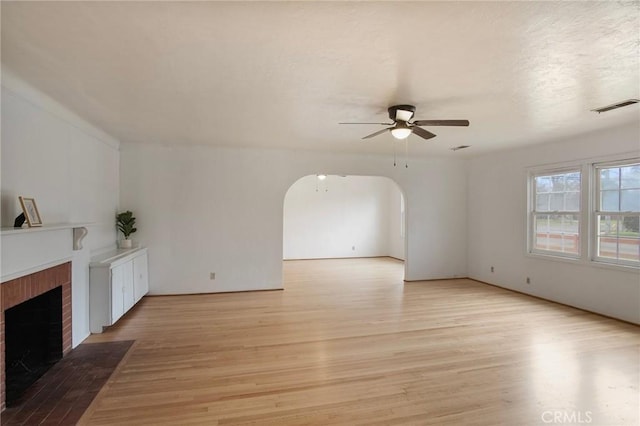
133,253,149,302
89,247,148,333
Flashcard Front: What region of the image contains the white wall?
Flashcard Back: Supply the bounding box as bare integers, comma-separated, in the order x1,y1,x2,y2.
120,143,467,294
1,69,120,346
283,175,403,260
387,179,405,260
467,122,640,324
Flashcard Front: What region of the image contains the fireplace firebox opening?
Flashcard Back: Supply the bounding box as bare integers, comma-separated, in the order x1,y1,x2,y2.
4,286,63,406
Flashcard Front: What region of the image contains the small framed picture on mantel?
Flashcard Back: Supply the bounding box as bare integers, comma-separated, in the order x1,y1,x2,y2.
19,196,43,227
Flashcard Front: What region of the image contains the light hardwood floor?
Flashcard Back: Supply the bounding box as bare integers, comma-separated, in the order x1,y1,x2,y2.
81,258,639,425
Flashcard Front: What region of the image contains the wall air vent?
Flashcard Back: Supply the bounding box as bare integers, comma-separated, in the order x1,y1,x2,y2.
450,145,470,151
591,99,639,113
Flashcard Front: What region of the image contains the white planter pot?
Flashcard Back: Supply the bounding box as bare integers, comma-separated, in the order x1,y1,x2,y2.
119,239,132,249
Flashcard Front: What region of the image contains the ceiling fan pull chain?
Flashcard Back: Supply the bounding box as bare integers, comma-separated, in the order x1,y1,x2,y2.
393,140,397,167
405,139,409,168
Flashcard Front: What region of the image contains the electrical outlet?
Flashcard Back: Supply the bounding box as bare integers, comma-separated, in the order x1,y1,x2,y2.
526,277,531,284
352,246,355,251
210,272,216,280
491,266,494,273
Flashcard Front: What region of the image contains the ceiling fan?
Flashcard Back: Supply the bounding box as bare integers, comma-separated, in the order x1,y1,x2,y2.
340,104,469,141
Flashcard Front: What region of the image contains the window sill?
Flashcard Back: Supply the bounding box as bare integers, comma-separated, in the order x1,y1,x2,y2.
590,259,640,273
526,251,640,274
526,251,581,265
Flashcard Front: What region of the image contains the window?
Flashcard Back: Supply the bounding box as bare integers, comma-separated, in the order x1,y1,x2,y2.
530,169,581,258
594,160,640,266
528,157,639,269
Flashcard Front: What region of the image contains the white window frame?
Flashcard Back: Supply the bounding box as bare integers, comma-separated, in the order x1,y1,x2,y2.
528,166,583,260
592,158,640,267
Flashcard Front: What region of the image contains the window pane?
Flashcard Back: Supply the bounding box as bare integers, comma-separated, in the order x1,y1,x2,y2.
531,169,581,258
601,190,619,211
600,168,620,190
551,175,565,191
534,214,579,254
536,193,550,211
622,216,640,233
560,214,580,234
565,192,580,211
534,214,551,251
593,162,640,266
565,173,580,191
597,215,640,263
550,193,564,211
559,214,580,254
597,215,619,259
621,215,640,263
620,189,640,211
535,176,552,193
598,215,618,236
618,236,640,262
621,164,640,189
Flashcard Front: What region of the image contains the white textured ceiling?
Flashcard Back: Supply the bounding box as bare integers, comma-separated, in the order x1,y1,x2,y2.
2,1,638,157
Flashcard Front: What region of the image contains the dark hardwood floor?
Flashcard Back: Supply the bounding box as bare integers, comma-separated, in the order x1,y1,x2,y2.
2,341,133,425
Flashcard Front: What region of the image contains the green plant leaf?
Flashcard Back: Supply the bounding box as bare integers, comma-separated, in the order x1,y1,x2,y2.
116,210,137,238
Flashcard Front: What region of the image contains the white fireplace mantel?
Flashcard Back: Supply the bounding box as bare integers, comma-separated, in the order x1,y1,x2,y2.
0,223,91,236
1,223,91,282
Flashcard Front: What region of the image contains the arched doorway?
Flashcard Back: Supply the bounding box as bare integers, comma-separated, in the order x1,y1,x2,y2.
283,174,406,280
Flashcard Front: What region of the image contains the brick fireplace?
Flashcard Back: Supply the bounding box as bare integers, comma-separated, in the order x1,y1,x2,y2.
0,262,72,411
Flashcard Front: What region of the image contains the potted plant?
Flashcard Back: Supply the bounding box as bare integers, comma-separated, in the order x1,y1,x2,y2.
116,210,137,248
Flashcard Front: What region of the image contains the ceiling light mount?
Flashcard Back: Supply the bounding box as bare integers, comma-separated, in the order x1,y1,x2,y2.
388,105,416,122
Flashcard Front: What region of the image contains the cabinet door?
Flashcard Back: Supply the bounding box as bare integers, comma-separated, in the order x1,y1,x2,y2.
122,260,135,313
133,252,149,302
111,264,125,323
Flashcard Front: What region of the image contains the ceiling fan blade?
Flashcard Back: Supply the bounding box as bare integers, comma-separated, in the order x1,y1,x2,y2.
339,122,393,125
412,119,470,127
362,128,391,139
411,126,437,140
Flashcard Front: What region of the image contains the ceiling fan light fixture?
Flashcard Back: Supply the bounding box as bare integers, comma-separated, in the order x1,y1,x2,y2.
317,174,327,180
391,127,412,140
341,104,469,142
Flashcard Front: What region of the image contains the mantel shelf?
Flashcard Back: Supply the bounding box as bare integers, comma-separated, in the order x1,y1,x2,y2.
0,223,93,236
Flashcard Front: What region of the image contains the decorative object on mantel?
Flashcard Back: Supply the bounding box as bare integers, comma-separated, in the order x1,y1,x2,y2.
13,213,26,228
116,210,137,249
18,196,42,227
